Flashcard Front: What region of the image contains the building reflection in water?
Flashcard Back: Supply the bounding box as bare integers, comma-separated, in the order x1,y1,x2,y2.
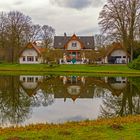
20,76,43,96
99,77,140,118
20,75,54,107
19,75,136,112
0,75,140,126
60,76,85,102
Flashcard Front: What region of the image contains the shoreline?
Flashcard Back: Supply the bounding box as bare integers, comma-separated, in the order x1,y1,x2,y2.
1,115,140,140
0,64,139,76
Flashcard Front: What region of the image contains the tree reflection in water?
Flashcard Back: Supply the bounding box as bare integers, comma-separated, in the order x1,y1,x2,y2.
99,77,140,118
0,75,140,126
0,76,31,126
30,90,54,107
0,75,54,126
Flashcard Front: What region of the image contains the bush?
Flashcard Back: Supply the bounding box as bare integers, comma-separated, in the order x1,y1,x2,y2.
48,61,58,67
128,56,140,70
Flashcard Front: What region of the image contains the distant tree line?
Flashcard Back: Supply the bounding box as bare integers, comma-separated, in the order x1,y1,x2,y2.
0,11,55,63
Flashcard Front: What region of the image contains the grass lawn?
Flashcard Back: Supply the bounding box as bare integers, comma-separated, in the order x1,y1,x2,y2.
0,63,139,76
1,115,140,140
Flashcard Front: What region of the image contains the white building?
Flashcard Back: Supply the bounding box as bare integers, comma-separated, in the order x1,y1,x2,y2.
19,42,45,64
102,43,129,64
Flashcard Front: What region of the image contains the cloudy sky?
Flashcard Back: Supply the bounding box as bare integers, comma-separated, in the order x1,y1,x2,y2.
0,0,106,36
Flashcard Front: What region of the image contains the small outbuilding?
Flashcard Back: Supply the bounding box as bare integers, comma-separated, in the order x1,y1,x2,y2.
19,42,45,64
102,43,130,64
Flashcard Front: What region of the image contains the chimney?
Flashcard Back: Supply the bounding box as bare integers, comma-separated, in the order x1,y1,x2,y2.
64,32,67,37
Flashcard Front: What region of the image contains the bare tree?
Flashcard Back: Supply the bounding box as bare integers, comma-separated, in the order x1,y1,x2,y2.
94,34,106,48
41,25,55,48
0,12,9,61
5,11,31,63
0,12,7,48
99,0,140,61
24,24,42,42
0,11,55,63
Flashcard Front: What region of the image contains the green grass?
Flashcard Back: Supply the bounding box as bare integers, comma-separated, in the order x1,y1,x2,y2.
0,64,140,76
1,115,140,140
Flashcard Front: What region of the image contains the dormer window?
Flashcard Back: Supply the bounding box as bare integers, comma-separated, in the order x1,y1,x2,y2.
72,42,77,47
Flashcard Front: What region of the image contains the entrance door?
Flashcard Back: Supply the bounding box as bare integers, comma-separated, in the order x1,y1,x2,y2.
72,52,76,57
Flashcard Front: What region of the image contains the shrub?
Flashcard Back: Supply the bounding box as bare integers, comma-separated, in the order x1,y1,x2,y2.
128,56,140,70
48,61,58,67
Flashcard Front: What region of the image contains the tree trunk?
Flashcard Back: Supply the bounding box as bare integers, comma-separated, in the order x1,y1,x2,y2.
130,46,133,61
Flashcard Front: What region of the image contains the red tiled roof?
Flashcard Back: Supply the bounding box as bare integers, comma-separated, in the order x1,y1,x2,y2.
64,34,84,49
106,42,127,56
19,42,46,56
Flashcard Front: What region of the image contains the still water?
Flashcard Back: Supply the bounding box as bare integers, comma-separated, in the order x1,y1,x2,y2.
0,75,140,127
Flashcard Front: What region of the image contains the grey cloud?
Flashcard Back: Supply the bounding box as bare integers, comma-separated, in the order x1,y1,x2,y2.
13,1,23,6
51,0,104,10
78,27,100,35
4,0,104,35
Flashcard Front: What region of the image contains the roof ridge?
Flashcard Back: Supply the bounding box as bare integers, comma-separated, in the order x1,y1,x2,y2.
19,42,41,56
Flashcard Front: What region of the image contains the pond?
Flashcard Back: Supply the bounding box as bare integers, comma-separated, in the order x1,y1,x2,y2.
0,75,140,127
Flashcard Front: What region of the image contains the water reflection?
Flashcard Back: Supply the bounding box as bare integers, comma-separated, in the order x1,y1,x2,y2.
0,75,140,126
20,76,54,107
0,76,31,126
100,77,140,118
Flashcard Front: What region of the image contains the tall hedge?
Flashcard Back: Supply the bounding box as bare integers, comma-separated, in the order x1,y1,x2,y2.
128,56,140,70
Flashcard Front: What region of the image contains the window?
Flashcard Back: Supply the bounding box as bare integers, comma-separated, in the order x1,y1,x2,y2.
35,77,38,82
35,56,38,61
71,88,77,93
72,42,77,47
123,56,126,58
23,57,26,61
23,77,26,82
113,56,121,58
87,42,90,45
58,42,62,45
72,52,76,56
27,77,34,82
27,56,34,61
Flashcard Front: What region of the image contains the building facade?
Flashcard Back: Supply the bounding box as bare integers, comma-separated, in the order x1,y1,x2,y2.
102,43,129,64
54,34,94,64
100,43,130,64
19,36,129,65
19,42,44,64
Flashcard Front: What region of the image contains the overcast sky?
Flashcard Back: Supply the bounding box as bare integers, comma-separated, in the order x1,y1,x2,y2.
0,0,106,36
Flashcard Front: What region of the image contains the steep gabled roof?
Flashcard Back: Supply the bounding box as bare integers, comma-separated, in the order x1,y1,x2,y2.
64,34,84,49
54,34,94,49
20,81,41,97
106,42,127,56
19,42,42,56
